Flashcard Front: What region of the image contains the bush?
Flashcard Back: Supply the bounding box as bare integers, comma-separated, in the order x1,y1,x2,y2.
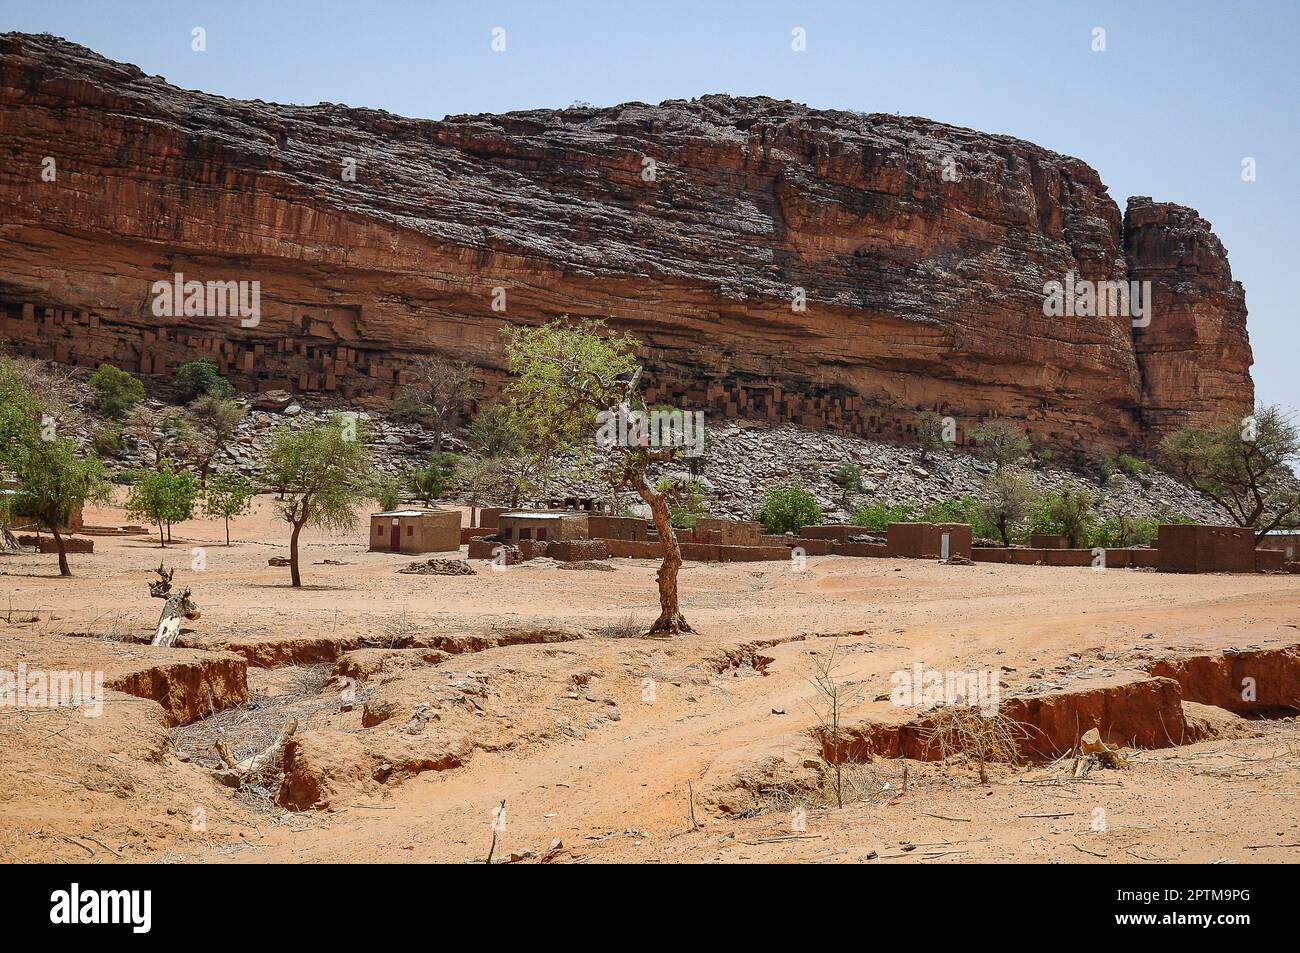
87,364,144,418
90,425,125,457
1117,453,1151,477
661,478,710,530
830,462,864,493
922,496,1000,540
172,360,234,402
850,501,917,530
1031,486,1097,547
1089,516,1159,548
757,482,822,534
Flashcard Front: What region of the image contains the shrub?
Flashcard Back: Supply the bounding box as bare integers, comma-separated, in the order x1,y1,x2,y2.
850,501,917,530
172,360,234,402
922,496,1000,540
830,462,864,494
1032,486,1097,547
87,364,144,418
757,482,822,534
969,420,1030,469
90,425,125,457
1117,453,1151,477
661,478,710,530
1089,515,1159,548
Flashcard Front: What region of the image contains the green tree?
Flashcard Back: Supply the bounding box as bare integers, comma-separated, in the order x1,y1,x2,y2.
1043,486,1097,548
393,353,479,452
980,467,1036,545
172,359,234,402
850,501,918,531
467,401,524,455
1161,405,1300,543
757,482,823,535
13,439,111,575
662,478,710,530
970,420,1030,470
202,472,255,546
503,317,703,635
830,461,864,508
922,496,1000,540
406,452,458,505
126,461,201,546
264,416,376,587
186,392,247,484
915,410,947,463
87,364,145,419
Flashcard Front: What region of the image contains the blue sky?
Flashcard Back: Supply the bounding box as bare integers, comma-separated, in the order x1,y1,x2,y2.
3,0,1296,416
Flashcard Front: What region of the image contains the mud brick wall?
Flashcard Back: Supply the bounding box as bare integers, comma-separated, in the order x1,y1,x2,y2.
1157,524,1256,573
792,538,834,556
885,522,973,560
831,541,890,557
1256,548,1286,572
1030,534,1069,549
800,525,857,542
588,515,655,542
694,518,763,546
548,539,612,561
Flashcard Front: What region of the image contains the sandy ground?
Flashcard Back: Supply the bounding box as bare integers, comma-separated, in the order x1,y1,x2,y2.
2,493,1299,864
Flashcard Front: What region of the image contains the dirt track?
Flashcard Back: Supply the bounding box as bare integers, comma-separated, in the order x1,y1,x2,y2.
2,494,1298,863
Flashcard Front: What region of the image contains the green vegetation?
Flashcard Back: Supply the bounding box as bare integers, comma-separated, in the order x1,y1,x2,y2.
757,482,823,535
1161,405,1300,543
264,416,377,587
978,467,1037,545
172,359,234,402
969,420,1030,469
202,472,255,546
125,461,201,546
849,501,917,531
87,364,145,419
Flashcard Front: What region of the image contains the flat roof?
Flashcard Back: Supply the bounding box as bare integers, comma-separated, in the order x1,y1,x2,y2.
500,511,585,520
372,509,439,518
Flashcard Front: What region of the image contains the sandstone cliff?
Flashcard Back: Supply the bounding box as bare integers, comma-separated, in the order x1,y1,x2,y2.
0,33,1253,453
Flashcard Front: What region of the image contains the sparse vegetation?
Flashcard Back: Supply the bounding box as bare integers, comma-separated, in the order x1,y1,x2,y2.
850,500,917,530
126,461,201,546
970,420,1030,469
202,471,255,545
172,359,234,402
979,466,1036,545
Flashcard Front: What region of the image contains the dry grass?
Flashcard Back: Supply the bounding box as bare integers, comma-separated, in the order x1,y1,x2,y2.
593,612,642,639
918,706,1032,784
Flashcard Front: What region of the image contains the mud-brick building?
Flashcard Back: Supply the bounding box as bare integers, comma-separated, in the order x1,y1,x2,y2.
497,511,589,544
369,508,461,554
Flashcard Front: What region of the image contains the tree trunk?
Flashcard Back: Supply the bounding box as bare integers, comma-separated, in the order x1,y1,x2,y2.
225,515,231,546
157,520,165,547
151,592,192,647
51,527,70,577
289,520,303,587
633,476,694,637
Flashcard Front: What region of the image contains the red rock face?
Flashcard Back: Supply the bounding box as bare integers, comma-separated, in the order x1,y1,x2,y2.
0,33,1253,453
1124,197,1255,439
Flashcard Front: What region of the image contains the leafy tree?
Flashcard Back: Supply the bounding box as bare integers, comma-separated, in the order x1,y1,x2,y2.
503,317,705,635
467,401,523,455
1090,514,1158,548
922,496,1000,540
915,411,947,463
1046,486,1097,548
830,461,864,507
970,420,1030,470
202,472,255,546
979,467,1036,545
1117,453,1151,477
850,501,918,531
757,481,823,535
12,439,111,575
87,364,145,419
264,416,376,587
186,392,247,483
1161,405,1300,543
662,478,710,530
126,461,201,546
406,452,458,505
394,353,480,452
172,360,234,402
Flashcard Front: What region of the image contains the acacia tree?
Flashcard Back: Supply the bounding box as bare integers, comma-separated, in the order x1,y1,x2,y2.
394,354,480,452
13,438,111,576
970,419,1030,470
187,393,248,484
504,318,697,636
202,471,255,546
980,466,1036,545
1161,405,1300,544
264,416,376,587
126,461,201,546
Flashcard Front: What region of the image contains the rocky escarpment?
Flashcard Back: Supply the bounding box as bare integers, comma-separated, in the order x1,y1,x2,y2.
0,33,1253,454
